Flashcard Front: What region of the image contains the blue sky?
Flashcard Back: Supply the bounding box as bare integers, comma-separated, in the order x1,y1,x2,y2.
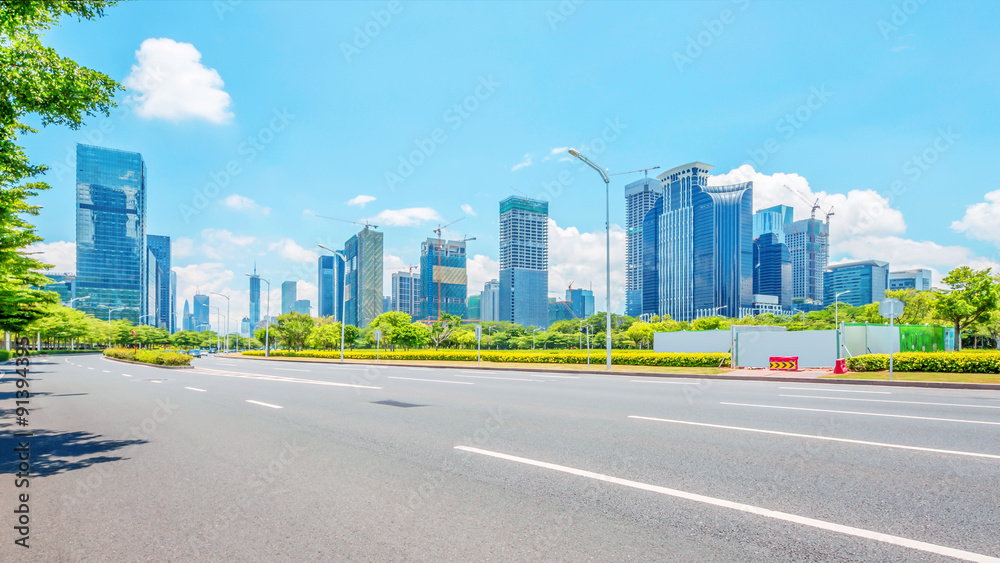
23,0,1000,325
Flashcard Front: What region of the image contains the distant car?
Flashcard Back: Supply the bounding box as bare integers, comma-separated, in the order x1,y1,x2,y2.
188,349,203,358
208,347,218,354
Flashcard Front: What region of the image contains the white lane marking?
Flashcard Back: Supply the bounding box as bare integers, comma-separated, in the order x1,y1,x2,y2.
455,445,1000,563
455,374,538,382
246,399,283,409
185,387,206,392
630,379,702,385
388,376,473,385
88,367,94,370
780,394,1000,410
193,367,381,389
102,370,110,373
630,416,1000,460
122,374,133,377
274,367,311,372
150,380,163,384
778,386,890,394
722,402,1000,426
528,374,578,379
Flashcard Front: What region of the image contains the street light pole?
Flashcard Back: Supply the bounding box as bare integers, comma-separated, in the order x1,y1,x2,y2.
318,244,348,362
835,290,851,328
211,292,231,354
568,149,612,371
210,306,222,352
532,327,542,350
107,306,127,349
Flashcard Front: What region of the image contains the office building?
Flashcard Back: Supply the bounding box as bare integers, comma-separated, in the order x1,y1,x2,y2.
293,299,311,315
481,279,500,323
74,143,146,324
317,254,345,321
240,316,252,336
548,299,575,324
752,232,792,310
281,281,297,315
466,294,481,321
787,217,830,304
344,227,383,328
169,271,177,333
383,296,392,313
391,271,420,319
193,293,210,331
182,300,192,331
147,235,171,329
824,260,890,307
754,204,794,236
641,197,663,318
43,273,76,304
624,177,662,317
248,264,261,326
566,287,595,319
420,237,467,320
498,196,549,328
145,247,159,326
889,269,932,291
656,163,753,321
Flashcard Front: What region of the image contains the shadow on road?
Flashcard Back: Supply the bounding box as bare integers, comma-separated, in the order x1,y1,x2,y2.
0,428,146,477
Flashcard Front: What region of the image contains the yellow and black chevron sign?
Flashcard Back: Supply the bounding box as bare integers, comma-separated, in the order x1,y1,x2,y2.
769,360,798,370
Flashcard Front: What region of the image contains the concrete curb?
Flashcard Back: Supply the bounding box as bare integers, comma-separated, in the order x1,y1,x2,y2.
224,354,1000,391
102,356,194,370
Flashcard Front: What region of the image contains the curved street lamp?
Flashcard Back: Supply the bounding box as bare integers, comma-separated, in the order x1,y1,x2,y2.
211,292,231,354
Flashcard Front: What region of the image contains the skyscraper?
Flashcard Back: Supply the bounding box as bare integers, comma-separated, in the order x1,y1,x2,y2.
240,316,252,336
624,177,662,317
498,196,549,328
391,271,420,319
480,279,500,322
147,235,171,329
281,281,297,315
566,287,595,319
293,299,311,315
466,294,481,320
787,217,830,304
344,227,383,328
182,299,192,331
317,254,345,320
383,296,391,313
824,260,889,306
656,162,753,321
420,238,467,320
753,232,792,310
74,144,146,324
192,293,210,331
641,197,663,318
248,264,261,326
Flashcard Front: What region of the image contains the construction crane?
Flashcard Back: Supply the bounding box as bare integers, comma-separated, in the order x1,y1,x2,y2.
824,206,835,224
314,214,379,230
783,185,821,220
611,166,661,179
431,217,466,321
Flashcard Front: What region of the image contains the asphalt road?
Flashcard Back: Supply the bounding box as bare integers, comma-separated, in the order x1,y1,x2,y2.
1,353,999,561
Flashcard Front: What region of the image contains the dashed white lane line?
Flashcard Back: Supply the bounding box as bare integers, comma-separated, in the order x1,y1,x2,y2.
246,399,283,409
780,394,1000,410
274,368,310,372
387,376,473,385
629,415,1000,460
454,445,1000,563
122,374,133,377
184,387,206,392
455,374,539,382
721,402,1000,426
150,380,163,384
630,379,702,385
529,374,578,379
87,367,94,370
778,386,890,394
102,370,110,373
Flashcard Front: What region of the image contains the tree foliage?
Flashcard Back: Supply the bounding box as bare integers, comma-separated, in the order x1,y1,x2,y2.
932,267,999,351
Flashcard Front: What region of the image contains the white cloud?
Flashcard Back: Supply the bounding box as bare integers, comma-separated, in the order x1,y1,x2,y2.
124,38,233,124
366,207,442,227
381,253,411,295
550,147,569,156
467,254,499,295
951,189,1000,246
26,241,75,273
296,280,318,308
511,153,533,171
268,239,319,263
347,195,376,208
201,229,256,259
172,237,195,259
547,219,627,313
461,204,476,216
222,194,270,215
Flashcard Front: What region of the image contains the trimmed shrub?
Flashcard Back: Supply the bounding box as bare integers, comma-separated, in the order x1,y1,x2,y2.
104,348,192,366
0,351,9,362
241,348,728,368
846,352,1000,373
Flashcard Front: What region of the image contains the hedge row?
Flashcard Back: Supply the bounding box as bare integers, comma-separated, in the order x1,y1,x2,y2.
0,351,8,362
242,349,729,367
104,348,193,366
846,352,1000,373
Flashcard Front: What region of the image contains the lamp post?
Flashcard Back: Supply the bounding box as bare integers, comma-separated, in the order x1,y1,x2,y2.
210,306,222,352
834,290,851,328
211,292,231,354
107,306,128,349
532,327,542,350
793,308,806,329
246,273,271,357
318,245,348,362
487,326,497,350
568,148,612,371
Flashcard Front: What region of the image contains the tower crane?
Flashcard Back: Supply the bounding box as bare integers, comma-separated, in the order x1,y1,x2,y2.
610,166,661,179
783,185,821,220
314,214,379,230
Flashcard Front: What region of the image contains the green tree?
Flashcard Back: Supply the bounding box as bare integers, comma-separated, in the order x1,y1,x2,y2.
393,322,430,350
932,267,999,351
253,327,278,349
306,322,343,350
274,311,315,350
170,330,202,349
0,1,121,333
689,316,730,331
428,314,462,349
625,321,654,349
885,289,934,325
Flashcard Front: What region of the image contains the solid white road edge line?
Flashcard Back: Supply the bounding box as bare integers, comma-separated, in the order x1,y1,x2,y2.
184,387,207,392
193,367,382,390
629,415,1000,460
721,402,1000,426
274,368,310,372
454,374,538,382
629,379,702,385
246,399,283,409
779,394,1000,410
778,386,890,394
387,376,474,385
453,445,1000,563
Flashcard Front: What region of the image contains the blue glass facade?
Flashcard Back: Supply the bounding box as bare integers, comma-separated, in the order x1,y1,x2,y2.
317,254,344,320
75,144,146,324
753,232,792,309
281,281,297,315
249,267,261,326
566,288,595,319
146,235,171,329
499,268,548,328
641,198,662,318
420,238,467,320
787,218,829,304
824,260,890,307
624,177,662,317
499,196,549,328
344,227,383,327
193,294,210,331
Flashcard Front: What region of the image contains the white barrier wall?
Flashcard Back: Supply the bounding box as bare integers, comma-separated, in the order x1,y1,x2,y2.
735,330,838,368
653,330,731,354
842,324,900,357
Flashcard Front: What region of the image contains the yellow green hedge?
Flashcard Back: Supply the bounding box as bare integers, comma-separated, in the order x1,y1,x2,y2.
242,348,728,367
846,352,1000,373
104,348,193,366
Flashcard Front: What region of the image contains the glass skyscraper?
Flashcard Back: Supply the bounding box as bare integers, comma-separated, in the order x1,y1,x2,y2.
641,197,663,318
391,271,420,319
566,287,595,319
787,217,830,304
420,238,467,320
193,293,210,331
753,233,792,310
344,227,383,328
824,260,889,307
146,234,171,329
281,280,297,315
249,263,261,326
75,144,147,324
317,254,345,320
498,196,549,329
624,177,662,317
480,279,500,322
